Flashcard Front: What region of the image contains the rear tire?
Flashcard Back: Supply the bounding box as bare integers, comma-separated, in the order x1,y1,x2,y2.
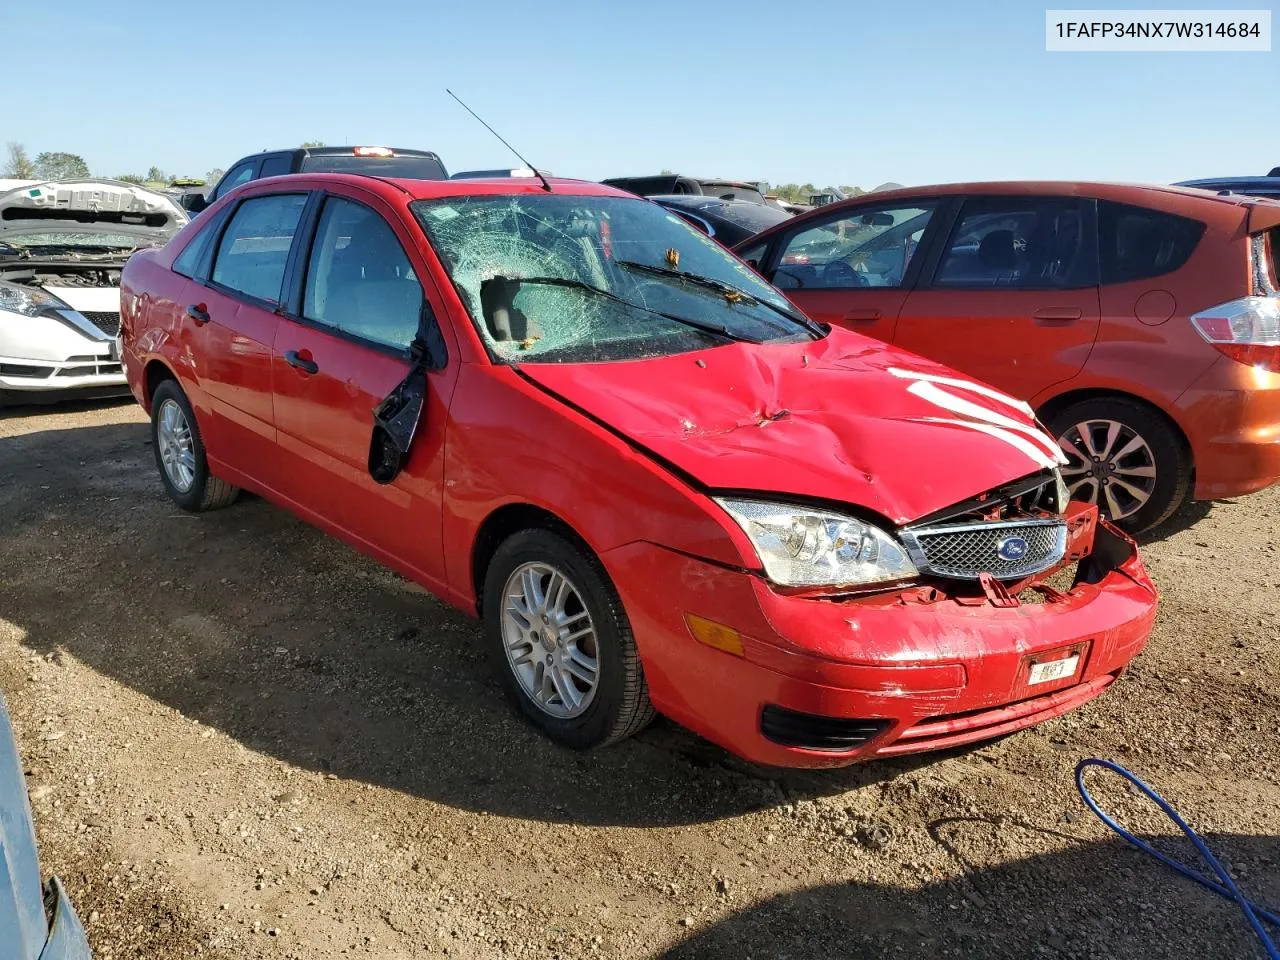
482,528,654,749
1047,397,1190,534
150,380,239,512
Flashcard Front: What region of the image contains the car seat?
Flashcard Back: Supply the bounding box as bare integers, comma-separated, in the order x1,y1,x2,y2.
977,229,1019,284
327,216,423,347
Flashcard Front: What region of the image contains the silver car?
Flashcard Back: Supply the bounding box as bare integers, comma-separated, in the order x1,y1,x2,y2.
0,178,186,403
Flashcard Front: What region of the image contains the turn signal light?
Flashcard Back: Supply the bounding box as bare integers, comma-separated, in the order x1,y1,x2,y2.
685,614,745,657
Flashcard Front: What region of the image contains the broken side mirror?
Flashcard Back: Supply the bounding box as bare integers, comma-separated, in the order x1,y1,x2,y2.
368,303,448,485
180,192,208,213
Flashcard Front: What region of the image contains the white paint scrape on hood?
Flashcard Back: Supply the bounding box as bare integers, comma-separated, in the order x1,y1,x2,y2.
0,179,187,244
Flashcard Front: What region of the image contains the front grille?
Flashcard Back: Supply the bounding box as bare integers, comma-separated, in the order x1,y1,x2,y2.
760,706,890,751
80,311,120,337
0,363,53,379
54,361,122,378
900,518,1066,581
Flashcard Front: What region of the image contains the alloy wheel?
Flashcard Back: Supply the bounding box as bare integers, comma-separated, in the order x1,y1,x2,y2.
156,398,196,493
1057,419,1157,520
501,562,600,719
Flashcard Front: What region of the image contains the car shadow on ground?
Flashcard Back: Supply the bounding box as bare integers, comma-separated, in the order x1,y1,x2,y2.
1137,498,1217,545
1,418,958,829
0,394,133,419
656,830,1280,959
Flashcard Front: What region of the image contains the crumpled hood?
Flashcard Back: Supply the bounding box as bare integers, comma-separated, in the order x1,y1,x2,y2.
519,329,1066,526
0,178,186,245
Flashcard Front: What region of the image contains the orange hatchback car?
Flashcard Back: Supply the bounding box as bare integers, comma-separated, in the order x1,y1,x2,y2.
737,183,1280,531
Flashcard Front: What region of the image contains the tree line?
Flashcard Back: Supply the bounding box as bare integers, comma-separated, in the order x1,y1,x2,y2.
4,144,875,201
3,142,224,188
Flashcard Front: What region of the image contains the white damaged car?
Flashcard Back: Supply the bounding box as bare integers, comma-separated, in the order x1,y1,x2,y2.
0,178,186,402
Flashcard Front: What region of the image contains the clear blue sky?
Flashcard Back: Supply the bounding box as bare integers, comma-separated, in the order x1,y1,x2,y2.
9,0,1277,188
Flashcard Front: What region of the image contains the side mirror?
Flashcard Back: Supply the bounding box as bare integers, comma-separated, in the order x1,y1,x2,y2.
180,193,208,213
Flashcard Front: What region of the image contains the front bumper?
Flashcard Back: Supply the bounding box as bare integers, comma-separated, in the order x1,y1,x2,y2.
0,306,125,395
0,351,125,393
605,518,1156,769
39,877,93,960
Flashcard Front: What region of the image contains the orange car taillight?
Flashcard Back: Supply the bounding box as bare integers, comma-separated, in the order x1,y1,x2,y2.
1190,296,1280,372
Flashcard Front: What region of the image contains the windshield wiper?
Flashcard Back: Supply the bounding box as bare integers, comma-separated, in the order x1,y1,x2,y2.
614,259,825,338
499,275,763,344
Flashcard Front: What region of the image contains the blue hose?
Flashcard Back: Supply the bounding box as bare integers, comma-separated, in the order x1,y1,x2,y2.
1075,758,1279,959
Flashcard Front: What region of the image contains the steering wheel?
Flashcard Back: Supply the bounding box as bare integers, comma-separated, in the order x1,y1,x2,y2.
822,261,869,287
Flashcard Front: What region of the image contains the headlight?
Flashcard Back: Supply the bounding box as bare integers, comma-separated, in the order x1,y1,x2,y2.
0,279,68,317
715,498,918,587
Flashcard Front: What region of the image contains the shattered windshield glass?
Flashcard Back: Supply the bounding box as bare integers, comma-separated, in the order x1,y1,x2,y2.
412,194,814,363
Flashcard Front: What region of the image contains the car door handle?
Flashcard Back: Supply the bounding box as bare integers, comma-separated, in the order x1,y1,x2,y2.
842,309,881,322
1033,307,1083,323
284,350,319,375
186,303,210,326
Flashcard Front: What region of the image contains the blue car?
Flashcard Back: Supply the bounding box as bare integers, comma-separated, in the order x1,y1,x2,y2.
0,695,92,959
1175,170,1280,199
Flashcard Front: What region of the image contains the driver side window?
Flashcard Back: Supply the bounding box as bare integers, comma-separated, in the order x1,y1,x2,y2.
774,204,935,290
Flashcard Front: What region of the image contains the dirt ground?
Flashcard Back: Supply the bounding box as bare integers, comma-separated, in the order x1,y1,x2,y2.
0,398,1277,960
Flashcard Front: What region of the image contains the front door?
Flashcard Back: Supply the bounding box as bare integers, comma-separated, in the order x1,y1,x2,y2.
894,195,1101,401
766,201,943,345
272,193,453,590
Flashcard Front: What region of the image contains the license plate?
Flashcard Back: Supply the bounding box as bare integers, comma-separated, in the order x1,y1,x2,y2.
1028,653,1080,686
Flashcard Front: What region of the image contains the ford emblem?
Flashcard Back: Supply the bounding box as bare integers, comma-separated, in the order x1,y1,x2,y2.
997,536,1029,562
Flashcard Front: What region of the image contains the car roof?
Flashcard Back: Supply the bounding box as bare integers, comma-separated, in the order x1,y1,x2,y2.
815,179,1264,201
604,174,759,188
1175,176,1280,191
733,180,1280,248
802,179,1275,213
244,172,628,200
650,194,761,209
293,145,443,158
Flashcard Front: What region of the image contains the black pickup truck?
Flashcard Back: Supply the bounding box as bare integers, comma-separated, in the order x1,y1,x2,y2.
181,145,449,214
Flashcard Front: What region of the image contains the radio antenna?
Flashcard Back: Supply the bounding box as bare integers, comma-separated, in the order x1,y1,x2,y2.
446,89,552,192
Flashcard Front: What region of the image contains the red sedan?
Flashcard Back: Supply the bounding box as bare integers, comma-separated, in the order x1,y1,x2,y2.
119,173,1156,768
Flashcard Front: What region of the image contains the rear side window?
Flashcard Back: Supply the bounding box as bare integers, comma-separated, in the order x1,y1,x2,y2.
259,154,293,178
934,197,1093,289
172,209,227,280
1098,201,1204,284
299,154,447,180
211,194,307,304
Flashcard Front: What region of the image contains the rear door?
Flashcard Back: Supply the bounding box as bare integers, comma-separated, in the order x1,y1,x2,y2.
271,191,456,588
894,195,1100,399
761,201,942,344
190,191,309,484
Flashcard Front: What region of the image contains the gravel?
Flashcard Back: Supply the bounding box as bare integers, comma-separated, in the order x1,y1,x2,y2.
0,399,1276,959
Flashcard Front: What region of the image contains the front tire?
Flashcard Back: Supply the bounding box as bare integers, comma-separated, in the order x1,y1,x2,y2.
483,528,654,749
1047,397,1190,533
150,380,239,512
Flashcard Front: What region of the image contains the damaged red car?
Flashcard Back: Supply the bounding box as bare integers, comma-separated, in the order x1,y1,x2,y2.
119,173,1157,768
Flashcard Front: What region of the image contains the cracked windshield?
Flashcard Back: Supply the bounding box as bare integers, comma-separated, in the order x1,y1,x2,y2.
412,194,816,362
